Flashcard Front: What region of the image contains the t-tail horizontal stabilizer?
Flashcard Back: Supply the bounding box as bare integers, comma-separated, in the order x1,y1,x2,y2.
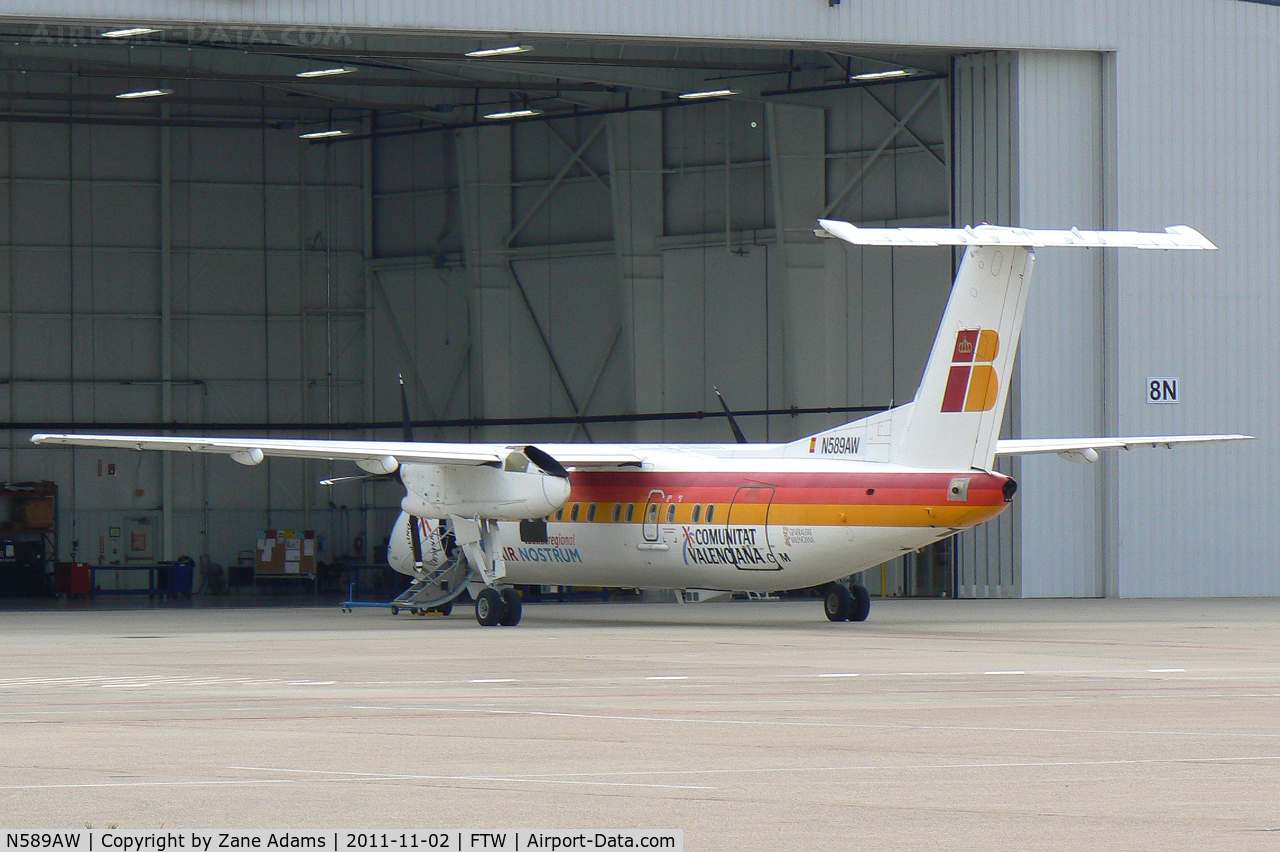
815,220,1217,250
797,220,1219,472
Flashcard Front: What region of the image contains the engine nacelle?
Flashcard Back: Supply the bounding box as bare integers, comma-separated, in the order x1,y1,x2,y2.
387,512,453,576
398,454,571,520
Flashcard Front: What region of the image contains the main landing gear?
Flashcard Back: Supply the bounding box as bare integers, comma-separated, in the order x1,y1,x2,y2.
824,582,871,623
475,587,523,627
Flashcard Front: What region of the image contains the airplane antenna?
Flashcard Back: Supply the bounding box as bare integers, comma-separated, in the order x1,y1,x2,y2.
713,386,748,444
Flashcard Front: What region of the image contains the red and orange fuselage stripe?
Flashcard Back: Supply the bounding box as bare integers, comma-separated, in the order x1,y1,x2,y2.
556,470,1012,529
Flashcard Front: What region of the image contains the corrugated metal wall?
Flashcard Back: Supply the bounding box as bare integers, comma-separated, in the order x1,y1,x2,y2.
0,108,368,564
1016,51,1107,598
951,51,1020,598
1109,7,1279,596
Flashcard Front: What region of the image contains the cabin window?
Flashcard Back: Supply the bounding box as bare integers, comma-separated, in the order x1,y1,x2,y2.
706,504,716,523
570,503,580,522
646,503,658,523
586,503,597,522
666,504,677,524
691,504,702,523
625,503,635,523
555,508,563,521
611,503,621,522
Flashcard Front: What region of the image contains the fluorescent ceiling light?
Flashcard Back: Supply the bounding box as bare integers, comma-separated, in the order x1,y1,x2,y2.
101,27,161,38
465,45,532,58
678,88,737,100
852,68,911,81
116,88,172,99
296,67,356,78
299,129,350,139
483,108,542,120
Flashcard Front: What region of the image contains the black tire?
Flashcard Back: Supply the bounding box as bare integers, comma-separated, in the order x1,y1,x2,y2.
436,601,453,616
499,588,523,626
475,587,505,626
850,584,871,622
824,584,853,621
390,605,399,615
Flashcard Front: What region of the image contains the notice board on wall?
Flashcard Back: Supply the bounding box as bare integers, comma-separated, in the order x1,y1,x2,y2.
255,530,317,576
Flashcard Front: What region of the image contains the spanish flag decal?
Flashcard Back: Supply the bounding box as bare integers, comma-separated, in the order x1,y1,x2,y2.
941,328,1000,412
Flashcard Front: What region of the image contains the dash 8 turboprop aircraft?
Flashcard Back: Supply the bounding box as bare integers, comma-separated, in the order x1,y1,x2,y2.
34,220,1250,626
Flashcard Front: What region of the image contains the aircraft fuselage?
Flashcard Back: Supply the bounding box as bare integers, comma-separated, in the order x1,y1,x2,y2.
390,454,1013,593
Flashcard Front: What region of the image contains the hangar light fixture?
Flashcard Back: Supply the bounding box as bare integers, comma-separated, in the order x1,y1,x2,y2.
299,128,350,140
465,45,533,58
101,27,162,38
483,108,543,120
116,88,172,99
852,68,911,81
678,88,738,100
296,67,357,79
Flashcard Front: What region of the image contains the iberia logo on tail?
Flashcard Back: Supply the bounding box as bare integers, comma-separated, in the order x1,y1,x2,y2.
941,328,1000,412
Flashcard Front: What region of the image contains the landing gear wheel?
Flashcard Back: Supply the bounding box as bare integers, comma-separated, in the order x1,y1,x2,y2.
434,601,453,616
824,584,853,622
498,589,523,626
475,587,505,626
850,584,871,622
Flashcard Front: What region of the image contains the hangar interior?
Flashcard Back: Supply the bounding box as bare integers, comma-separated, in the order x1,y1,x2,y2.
0,23,1037,599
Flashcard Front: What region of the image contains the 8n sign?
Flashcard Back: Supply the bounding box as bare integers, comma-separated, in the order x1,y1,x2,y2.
1147,376,1179,404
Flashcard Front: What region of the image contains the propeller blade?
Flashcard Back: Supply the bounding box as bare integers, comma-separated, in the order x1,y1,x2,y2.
399,374,414,443
524,444,570,479
409,514,425,568
713,386,748,444
397,375,424,567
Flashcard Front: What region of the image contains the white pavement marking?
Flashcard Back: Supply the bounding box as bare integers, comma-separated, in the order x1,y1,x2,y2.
227,765,711,791
646,676,689,681
472,754,1280,781
343,705,1280,742
0,779,303,790
818,673,859,678
984,671,1026,675
1148,668,1187,673
470,678,515,683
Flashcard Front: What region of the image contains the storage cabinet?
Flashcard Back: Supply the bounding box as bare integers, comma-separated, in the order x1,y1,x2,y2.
0,482,57,597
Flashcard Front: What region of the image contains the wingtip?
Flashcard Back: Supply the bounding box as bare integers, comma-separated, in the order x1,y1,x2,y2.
1164,225,1218,250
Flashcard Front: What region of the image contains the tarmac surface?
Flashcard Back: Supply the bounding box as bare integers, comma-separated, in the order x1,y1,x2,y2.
1,596,1279,850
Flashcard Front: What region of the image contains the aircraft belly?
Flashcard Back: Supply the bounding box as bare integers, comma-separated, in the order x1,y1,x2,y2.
493,521,962,592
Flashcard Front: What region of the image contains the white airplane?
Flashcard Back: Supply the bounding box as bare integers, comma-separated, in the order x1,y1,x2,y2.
33,220,1249,626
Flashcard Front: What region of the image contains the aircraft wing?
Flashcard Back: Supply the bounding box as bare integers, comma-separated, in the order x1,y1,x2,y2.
996,434,1252,461
29,433,643,472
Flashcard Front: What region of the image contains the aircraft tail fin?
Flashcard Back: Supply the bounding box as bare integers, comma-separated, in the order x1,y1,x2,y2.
786,221,1216,471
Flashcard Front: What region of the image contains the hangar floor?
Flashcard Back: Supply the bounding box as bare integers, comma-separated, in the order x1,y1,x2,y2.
2,598,1278,850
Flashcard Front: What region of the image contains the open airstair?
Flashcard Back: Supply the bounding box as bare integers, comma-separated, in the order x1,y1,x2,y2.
389,550,474,615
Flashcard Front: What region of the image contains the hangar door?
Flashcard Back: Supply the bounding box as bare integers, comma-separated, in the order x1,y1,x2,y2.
951,50,1110,600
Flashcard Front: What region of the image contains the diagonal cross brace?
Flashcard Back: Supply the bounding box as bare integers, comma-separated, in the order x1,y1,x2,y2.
822,79,942,218
507,122,607,246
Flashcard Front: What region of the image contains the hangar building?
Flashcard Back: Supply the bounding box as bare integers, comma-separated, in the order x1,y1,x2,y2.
0,0,1271,599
